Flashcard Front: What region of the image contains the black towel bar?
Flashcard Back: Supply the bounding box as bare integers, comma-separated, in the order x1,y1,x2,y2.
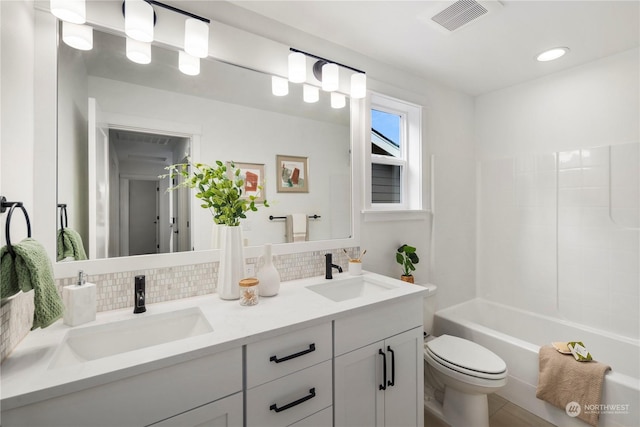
1,196,32,259
269,214,321,221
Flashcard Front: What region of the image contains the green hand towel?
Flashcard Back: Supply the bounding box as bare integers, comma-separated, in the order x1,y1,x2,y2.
1,238,64,329
56,228,87,262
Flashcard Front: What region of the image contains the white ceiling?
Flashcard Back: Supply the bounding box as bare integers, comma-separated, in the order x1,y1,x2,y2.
229,0,640,96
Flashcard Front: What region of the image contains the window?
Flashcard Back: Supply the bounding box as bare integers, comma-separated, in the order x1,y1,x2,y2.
365,93,423,216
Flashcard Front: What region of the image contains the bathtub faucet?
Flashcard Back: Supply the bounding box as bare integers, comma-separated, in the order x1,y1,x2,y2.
325,253,343,279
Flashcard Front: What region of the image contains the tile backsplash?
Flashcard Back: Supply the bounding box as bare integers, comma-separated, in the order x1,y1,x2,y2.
0,247,358,362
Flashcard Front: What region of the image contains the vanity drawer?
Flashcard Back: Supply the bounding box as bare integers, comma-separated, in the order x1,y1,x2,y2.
246,360,332,427
246,322,331,387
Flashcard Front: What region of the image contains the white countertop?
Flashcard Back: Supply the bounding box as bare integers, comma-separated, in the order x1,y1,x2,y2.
1,272,428,411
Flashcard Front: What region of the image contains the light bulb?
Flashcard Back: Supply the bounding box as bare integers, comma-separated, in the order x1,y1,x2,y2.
288,52,306,83
331,92,346,109
126,38,151,64
322,63,339,92
350,73,367,99
50,0,85,24
62,21,93,50
272,76,289,96
184,18,209,59
179,50,200,76
125,0,154,43
536,47,569,62
303,84,319,103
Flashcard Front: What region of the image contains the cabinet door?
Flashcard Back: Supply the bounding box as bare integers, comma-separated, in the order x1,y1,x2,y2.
383,327,424,427
148,392,242,427
334,341,385,427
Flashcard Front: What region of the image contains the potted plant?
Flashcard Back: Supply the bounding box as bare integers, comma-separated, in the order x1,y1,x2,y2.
164,159,268,300
396,244,419,283
165,159,268,226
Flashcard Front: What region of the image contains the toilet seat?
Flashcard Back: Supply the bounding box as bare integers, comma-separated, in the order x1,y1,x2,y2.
425,335,507,381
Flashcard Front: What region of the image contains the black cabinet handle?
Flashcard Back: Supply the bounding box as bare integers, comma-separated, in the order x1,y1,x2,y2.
270,343,316,363
269,388,316,413
378,349,387,390
387,346,395,387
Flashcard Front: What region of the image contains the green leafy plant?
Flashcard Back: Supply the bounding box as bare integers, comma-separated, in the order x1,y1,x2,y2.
164,159,268,226
396,244,419,276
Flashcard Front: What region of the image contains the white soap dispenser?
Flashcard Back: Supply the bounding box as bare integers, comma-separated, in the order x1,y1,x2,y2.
63,270,97,326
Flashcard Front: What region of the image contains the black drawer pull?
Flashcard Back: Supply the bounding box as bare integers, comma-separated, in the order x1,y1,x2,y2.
270,343,316,363
270,388,316,413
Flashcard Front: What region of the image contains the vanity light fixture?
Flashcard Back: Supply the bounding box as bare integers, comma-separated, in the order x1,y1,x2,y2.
286,48,367,101
536,47,570,62
331,92,346,109
50,0,86,24
62,21,93,51
125,0,154,43
272,76,289,96
184,18,209,58
321,63,339,92
303,84,320,103
288,51,307,83
179,50,200,76
126,38,151,64
350,73,367,99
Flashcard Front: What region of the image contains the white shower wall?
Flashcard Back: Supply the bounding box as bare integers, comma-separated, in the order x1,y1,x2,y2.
557,144,639,338
476,48,639,340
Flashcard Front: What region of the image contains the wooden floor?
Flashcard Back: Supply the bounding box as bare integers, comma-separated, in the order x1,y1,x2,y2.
424,394,557,427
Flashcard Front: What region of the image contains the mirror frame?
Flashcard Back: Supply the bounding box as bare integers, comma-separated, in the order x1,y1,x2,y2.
33,7,363,277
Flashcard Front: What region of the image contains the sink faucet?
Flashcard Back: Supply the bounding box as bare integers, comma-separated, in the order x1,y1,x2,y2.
325,253,343,279
134,275,146,314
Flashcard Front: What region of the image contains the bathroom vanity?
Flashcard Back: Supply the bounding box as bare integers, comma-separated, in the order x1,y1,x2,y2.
0,272,425,426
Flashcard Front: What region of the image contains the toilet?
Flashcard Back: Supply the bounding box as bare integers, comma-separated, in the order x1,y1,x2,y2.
421,284,507,427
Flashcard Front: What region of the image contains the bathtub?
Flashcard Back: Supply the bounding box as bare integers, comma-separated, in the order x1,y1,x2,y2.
434,299,639,427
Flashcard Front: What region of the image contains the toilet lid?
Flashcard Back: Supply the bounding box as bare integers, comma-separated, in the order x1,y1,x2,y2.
426,335,507,375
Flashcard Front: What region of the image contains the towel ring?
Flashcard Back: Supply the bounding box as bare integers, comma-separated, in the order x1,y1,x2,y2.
1,197,32,259
58,203,68,232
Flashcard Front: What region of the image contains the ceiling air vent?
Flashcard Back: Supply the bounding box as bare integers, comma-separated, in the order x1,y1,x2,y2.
428,0,502,33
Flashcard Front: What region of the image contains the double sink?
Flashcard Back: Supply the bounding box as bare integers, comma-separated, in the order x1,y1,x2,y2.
49,275,397,369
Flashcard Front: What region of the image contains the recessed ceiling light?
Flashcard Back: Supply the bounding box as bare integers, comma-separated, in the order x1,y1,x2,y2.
536,47,570,62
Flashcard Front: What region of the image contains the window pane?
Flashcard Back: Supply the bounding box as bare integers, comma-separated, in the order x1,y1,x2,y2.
372,163,401,203
371,109,401,158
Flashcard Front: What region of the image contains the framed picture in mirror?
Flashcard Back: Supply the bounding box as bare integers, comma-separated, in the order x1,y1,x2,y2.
228,162,266,203
277,155,309,193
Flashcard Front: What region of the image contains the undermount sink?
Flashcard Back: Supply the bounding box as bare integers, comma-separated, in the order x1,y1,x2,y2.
306,276,397,302
49,307,213,369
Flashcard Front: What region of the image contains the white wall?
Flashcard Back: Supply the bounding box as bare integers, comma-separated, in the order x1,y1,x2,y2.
1,0,35,246
475,48,639,338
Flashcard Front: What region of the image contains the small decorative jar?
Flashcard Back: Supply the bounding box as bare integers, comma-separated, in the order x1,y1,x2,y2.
239,278,259,306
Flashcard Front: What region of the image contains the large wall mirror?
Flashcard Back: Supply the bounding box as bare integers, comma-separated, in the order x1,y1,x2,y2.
57,26,352,261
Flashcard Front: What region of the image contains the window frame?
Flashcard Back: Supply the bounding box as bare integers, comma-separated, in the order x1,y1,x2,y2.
363,92,424,220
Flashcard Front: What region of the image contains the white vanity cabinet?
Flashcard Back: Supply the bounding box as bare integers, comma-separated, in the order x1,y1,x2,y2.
1,347,243,427
245,322,333,427
333,298,424,427
149,392,242,427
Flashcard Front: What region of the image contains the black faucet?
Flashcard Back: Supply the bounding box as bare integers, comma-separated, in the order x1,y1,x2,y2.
325,253,343,279
134,275,146,314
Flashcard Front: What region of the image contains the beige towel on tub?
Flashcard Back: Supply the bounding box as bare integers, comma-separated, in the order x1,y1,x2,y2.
536,345,611,427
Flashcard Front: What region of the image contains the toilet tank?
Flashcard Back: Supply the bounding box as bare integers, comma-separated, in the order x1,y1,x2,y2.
417,284,438,335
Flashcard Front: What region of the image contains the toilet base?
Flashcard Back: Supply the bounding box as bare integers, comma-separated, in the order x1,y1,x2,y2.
442,386,490,427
